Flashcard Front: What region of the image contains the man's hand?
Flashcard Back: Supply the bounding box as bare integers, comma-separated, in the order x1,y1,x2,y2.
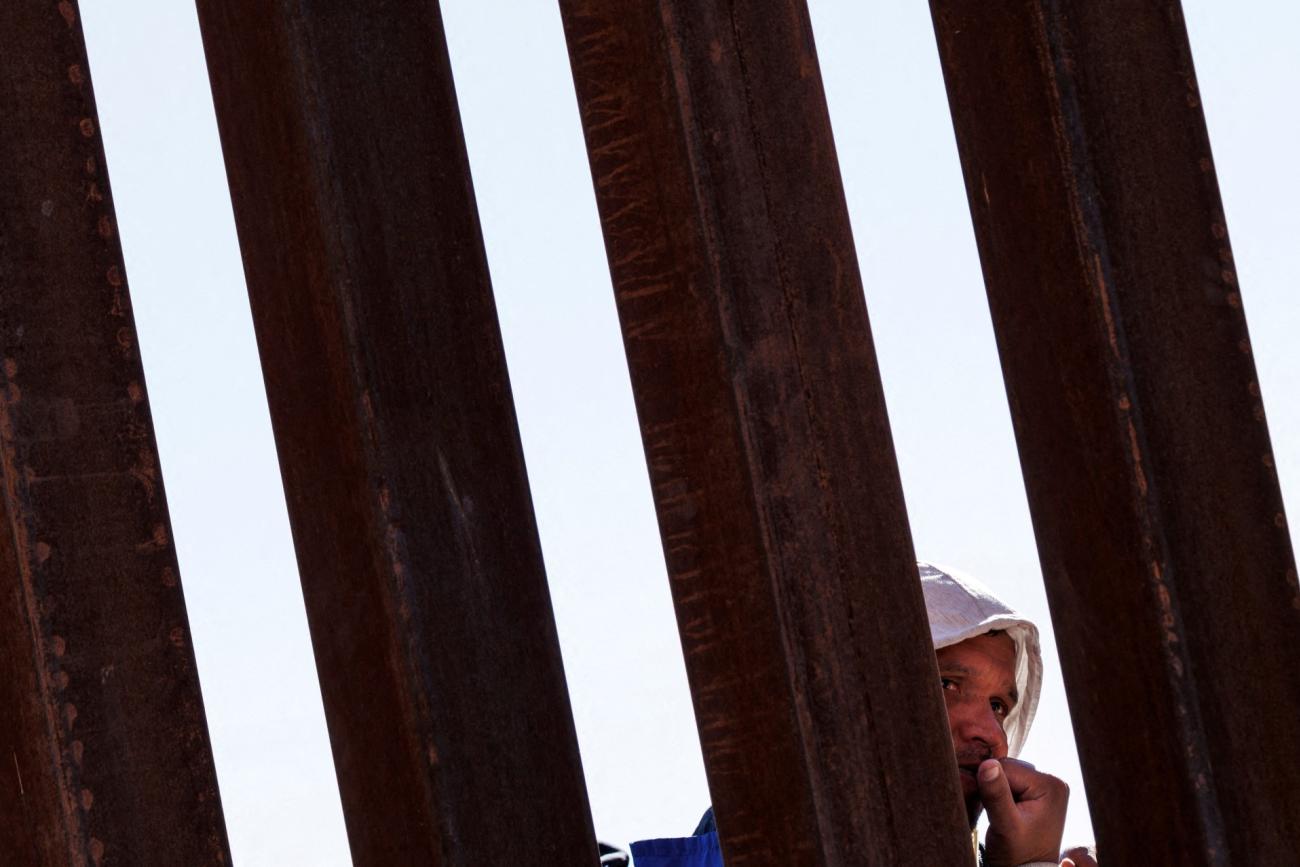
1060,846,1098,866
977,758,1069,866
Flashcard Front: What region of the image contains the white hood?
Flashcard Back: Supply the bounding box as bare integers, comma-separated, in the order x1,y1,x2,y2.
918,562,1043,758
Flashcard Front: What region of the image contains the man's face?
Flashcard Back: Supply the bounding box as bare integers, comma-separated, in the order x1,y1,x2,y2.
935,631,1018,826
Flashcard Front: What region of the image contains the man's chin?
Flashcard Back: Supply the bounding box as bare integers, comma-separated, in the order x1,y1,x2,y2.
958,768,983,826
959,766,979,796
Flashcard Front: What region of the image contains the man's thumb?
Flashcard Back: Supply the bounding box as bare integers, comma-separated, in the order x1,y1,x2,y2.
977,759,1018,828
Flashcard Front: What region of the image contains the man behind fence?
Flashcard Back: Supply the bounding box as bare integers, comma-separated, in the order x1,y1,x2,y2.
627,563,1096,867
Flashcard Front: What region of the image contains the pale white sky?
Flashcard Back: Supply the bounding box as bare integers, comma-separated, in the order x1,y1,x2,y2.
81,1,1297,862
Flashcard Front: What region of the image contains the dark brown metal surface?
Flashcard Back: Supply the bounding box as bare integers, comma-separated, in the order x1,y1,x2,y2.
0,3,231,865
932,1,1300,861
561,3,972,864
195,2,597,864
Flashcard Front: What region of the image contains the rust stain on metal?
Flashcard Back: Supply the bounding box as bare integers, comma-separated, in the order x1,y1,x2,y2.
0,4,231,864
195,1,598,863
931,0,1300,861
561,1,972,864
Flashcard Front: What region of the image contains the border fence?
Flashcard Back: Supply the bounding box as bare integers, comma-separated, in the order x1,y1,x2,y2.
1,1,1296,864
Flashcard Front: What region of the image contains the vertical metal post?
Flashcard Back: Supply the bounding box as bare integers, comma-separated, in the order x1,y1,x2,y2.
560,2,972,864
0,3,231,865
195,2,597,864
931,1,1300,861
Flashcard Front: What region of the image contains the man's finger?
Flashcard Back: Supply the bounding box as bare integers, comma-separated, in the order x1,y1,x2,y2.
1000,758,1065,803
977,759,1020,830
1061,846,1097,866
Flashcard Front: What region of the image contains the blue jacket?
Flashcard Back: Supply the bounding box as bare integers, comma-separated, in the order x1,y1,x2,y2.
629,809,722,867
629,810,991,866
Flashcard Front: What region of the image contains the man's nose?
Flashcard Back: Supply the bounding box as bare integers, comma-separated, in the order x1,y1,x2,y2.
954,702,1008,755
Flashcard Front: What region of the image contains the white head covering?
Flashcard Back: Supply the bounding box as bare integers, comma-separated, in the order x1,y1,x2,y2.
918,562,1043,758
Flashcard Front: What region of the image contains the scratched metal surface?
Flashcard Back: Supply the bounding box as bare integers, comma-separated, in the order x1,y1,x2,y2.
931,1,1300,861
0,3,231,865
560,2,973,864
194,1,598,864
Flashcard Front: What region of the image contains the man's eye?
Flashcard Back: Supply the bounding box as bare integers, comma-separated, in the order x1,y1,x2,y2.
991,699,1008,717
940,678,957,691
